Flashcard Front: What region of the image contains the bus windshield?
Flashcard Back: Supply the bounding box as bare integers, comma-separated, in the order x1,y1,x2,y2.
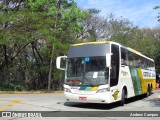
65,56,108,86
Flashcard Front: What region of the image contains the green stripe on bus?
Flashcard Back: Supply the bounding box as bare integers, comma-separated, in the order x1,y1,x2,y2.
79,87,87,90
129,67,142,95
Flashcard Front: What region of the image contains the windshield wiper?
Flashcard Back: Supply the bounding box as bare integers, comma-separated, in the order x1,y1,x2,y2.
82,71,85,85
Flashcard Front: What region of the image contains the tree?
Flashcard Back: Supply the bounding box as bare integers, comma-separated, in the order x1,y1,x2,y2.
154,6,160,22
77,8,102,41
28,0,88,91
78,11,137,43
0,0,88,91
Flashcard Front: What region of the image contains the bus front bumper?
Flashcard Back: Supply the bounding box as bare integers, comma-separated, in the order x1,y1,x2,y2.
64,92,113,104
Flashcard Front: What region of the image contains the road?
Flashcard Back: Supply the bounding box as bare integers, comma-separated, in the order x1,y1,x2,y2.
0,90,160,120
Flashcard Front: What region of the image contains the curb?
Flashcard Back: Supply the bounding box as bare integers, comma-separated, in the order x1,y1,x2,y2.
0,91,64,94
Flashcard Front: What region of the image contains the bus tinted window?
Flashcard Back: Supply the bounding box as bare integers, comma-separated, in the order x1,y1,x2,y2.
134,54,141,68
128,52,135,66
121,48,128,65
121,47,155,71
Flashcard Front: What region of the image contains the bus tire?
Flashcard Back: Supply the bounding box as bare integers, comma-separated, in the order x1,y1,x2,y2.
146,85,151,97
120,89,125,106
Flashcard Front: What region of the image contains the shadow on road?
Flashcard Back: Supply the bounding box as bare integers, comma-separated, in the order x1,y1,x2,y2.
125,94,147,104
63,94,147,110
64,102,120,110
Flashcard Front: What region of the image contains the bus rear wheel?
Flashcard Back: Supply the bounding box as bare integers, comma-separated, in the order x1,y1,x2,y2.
146,85,151,97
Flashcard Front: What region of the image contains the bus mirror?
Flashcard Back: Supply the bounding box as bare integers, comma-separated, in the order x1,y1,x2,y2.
106,53,112,67
56,56,67,70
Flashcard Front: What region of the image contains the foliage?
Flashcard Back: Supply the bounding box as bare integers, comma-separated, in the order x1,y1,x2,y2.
154,6,160,22
0,0,88,91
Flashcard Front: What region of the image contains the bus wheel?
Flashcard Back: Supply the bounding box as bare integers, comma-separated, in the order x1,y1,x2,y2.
146,85,151,97
120,89,125,106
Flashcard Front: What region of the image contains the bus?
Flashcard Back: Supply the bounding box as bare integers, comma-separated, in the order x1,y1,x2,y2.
56,41,156,106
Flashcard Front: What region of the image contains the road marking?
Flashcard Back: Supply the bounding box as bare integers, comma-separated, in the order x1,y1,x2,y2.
0,100,22,111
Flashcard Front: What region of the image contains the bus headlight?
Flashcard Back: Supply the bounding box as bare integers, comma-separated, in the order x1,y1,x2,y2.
64,88,71,93
96,88,109,93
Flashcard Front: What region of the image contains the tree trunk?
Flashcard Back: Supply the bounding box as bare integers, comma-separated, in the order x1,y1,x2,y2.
47,0,61,91
48,45,54,91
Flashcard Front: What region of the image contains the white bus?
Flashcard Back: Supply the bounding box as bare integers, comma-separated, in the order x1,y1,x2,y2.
56,41,156,105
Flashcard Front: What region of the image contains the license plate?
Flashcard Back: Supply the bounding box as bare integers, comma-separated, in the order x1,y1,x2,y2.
79,97,87,100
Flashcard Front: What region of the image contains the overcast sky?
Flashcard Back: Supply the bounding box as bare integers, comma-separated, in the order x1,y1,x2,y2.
75,0,160,28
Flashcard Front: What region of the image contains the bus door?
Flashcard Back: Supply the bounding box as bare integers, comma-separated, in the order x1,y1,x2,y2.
110,44,120,100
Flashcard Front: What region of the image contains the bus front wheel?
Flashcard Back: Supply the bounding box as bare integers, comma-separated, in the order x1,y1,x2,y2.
120,89,125,106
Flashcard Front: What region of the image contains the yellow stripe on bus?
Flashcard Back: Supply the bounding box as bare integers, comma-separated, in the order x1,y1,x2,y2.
137,68,156,94
91,87,98,91
72,41,109,46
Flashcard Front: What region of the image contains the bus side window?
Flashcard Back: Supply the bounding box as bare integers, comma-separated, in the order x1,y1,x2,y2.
134,54,141,68
128,52,135,66
121,48,128,65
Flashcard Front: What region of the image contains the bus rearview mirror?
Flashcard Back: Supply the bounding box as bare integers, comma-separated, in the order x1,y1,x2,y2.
106,53,112,67
56,56,67,70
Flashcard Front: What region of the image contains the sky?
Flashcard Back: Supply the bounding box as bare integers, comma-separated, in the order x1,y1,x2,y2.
75,0,160,28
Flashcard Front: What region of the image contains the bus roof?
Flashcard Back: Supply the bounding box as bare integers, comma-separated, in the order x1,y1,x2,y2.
71,41,154,62
71,41,110,46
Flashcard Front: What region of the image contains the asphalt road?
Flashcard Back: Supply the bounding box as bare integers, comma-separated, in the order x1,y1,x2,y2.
0,90,160,120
